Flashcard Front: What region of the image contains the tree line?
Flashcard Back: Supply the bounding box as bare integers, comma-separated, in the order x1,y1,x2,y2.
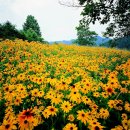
60,0,130,49
0,15,45,43
1,0,130,49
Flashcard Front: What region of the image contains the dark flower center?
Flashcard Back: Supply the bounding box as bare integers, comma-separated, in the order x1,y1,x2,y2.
93,106,97,108
86,84,89,86
5,88,9,91
62,82,65,85
50,108,54,112
72,85,75,88
82,114,85,117
25,111,30,116
116,103,122,107
5,124,10,129
24,120,28,124
24,110,33,117
111,82,114,85
93,122,96,125
65,105,68,108
88,113,91,116
95,126,100,130
107,88,112,92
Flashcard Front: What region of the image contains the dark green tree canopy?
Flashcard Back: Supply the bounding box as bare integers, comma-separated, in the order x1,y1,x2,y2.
23,15,42,37
75,17,97,46
0,21,25,40
0,18,45,43
60,0,130,38
77,0,130,38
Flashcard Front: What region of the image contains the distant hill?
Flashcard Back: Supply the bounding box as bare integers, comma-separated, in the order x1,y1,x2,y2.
49,39,74,45
95,36,110,45
49,36,111,45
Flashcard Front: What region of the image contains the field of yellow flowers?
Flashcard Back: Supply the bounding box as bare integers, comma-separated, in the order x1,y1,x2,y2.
0,39,130,130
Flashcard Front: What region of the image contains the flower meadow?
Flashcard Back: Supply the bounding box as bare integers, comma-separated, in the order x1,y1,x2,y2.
0,39,130,130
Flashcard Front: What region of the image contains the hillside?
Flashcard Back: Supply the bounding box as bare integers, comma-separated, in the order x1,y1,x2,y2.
0,39,130,130
49,36,110,45
95,36,110,45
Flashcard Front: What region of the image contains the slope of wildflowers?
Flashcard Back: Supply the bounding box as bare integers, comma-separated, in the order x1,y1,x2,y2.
0,39,130,130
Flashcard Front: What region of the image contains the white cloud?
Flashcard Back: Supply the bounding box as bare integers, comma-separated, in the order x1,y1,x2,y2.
10,0,46,14
0,0,107,41
89,22,108,36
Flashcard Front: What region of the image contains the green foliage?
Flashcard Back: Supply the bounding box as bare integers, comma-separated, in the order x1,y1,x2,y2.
71,39,78,45
0,16,46,43
78,0,130,38
0,21,25,40
21,28,44,42
115,36,130,49
101,36,130,49
107,39,118,48
23,15,42,37
0,99,6,122
76,18,97,46
22,15,45,42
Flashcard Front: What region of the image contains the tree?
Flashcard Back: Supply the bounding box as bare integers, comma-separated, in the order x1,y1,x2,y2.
59,0,130,38
108,36,130,48
23,15,42,37
21,28,43,42
75,17,97,45
0,21,26,40
0,18,45,43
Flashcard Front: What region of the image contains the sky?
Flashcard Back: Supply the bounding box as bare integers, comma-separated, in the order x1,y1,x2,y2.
0,0,107,41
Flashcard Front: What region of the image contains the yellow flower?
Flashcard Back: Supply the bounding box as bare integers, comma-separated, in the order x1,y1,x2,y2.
31,89,39,97
99,108,109,119
16,84,26,93
3,85,14,93
121,113,128,120
88,115,105,129
46,106,58,116
68,89,81,103
51,97,62,105
17,73,26,81
101,92,108,98
13,97,22,106
63,123,78,130
124,102,130,112
18,118,34,130
77,110,88,125
61,101,72,113
108,100,115,108
42,109,50,119
68,114,75,122
93,92,100,98
111,125,123,130
122,119,129,130
90,103,98,111
82,96,92,105
105,86,115,95
17,108,38,130
120,87,128,93
0,119,17,130
45,90,55,99
90,124,104,130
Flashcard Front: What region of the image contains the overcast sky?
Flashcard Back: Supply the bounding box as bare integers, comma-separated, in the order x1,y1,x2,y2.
0,0,107,41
